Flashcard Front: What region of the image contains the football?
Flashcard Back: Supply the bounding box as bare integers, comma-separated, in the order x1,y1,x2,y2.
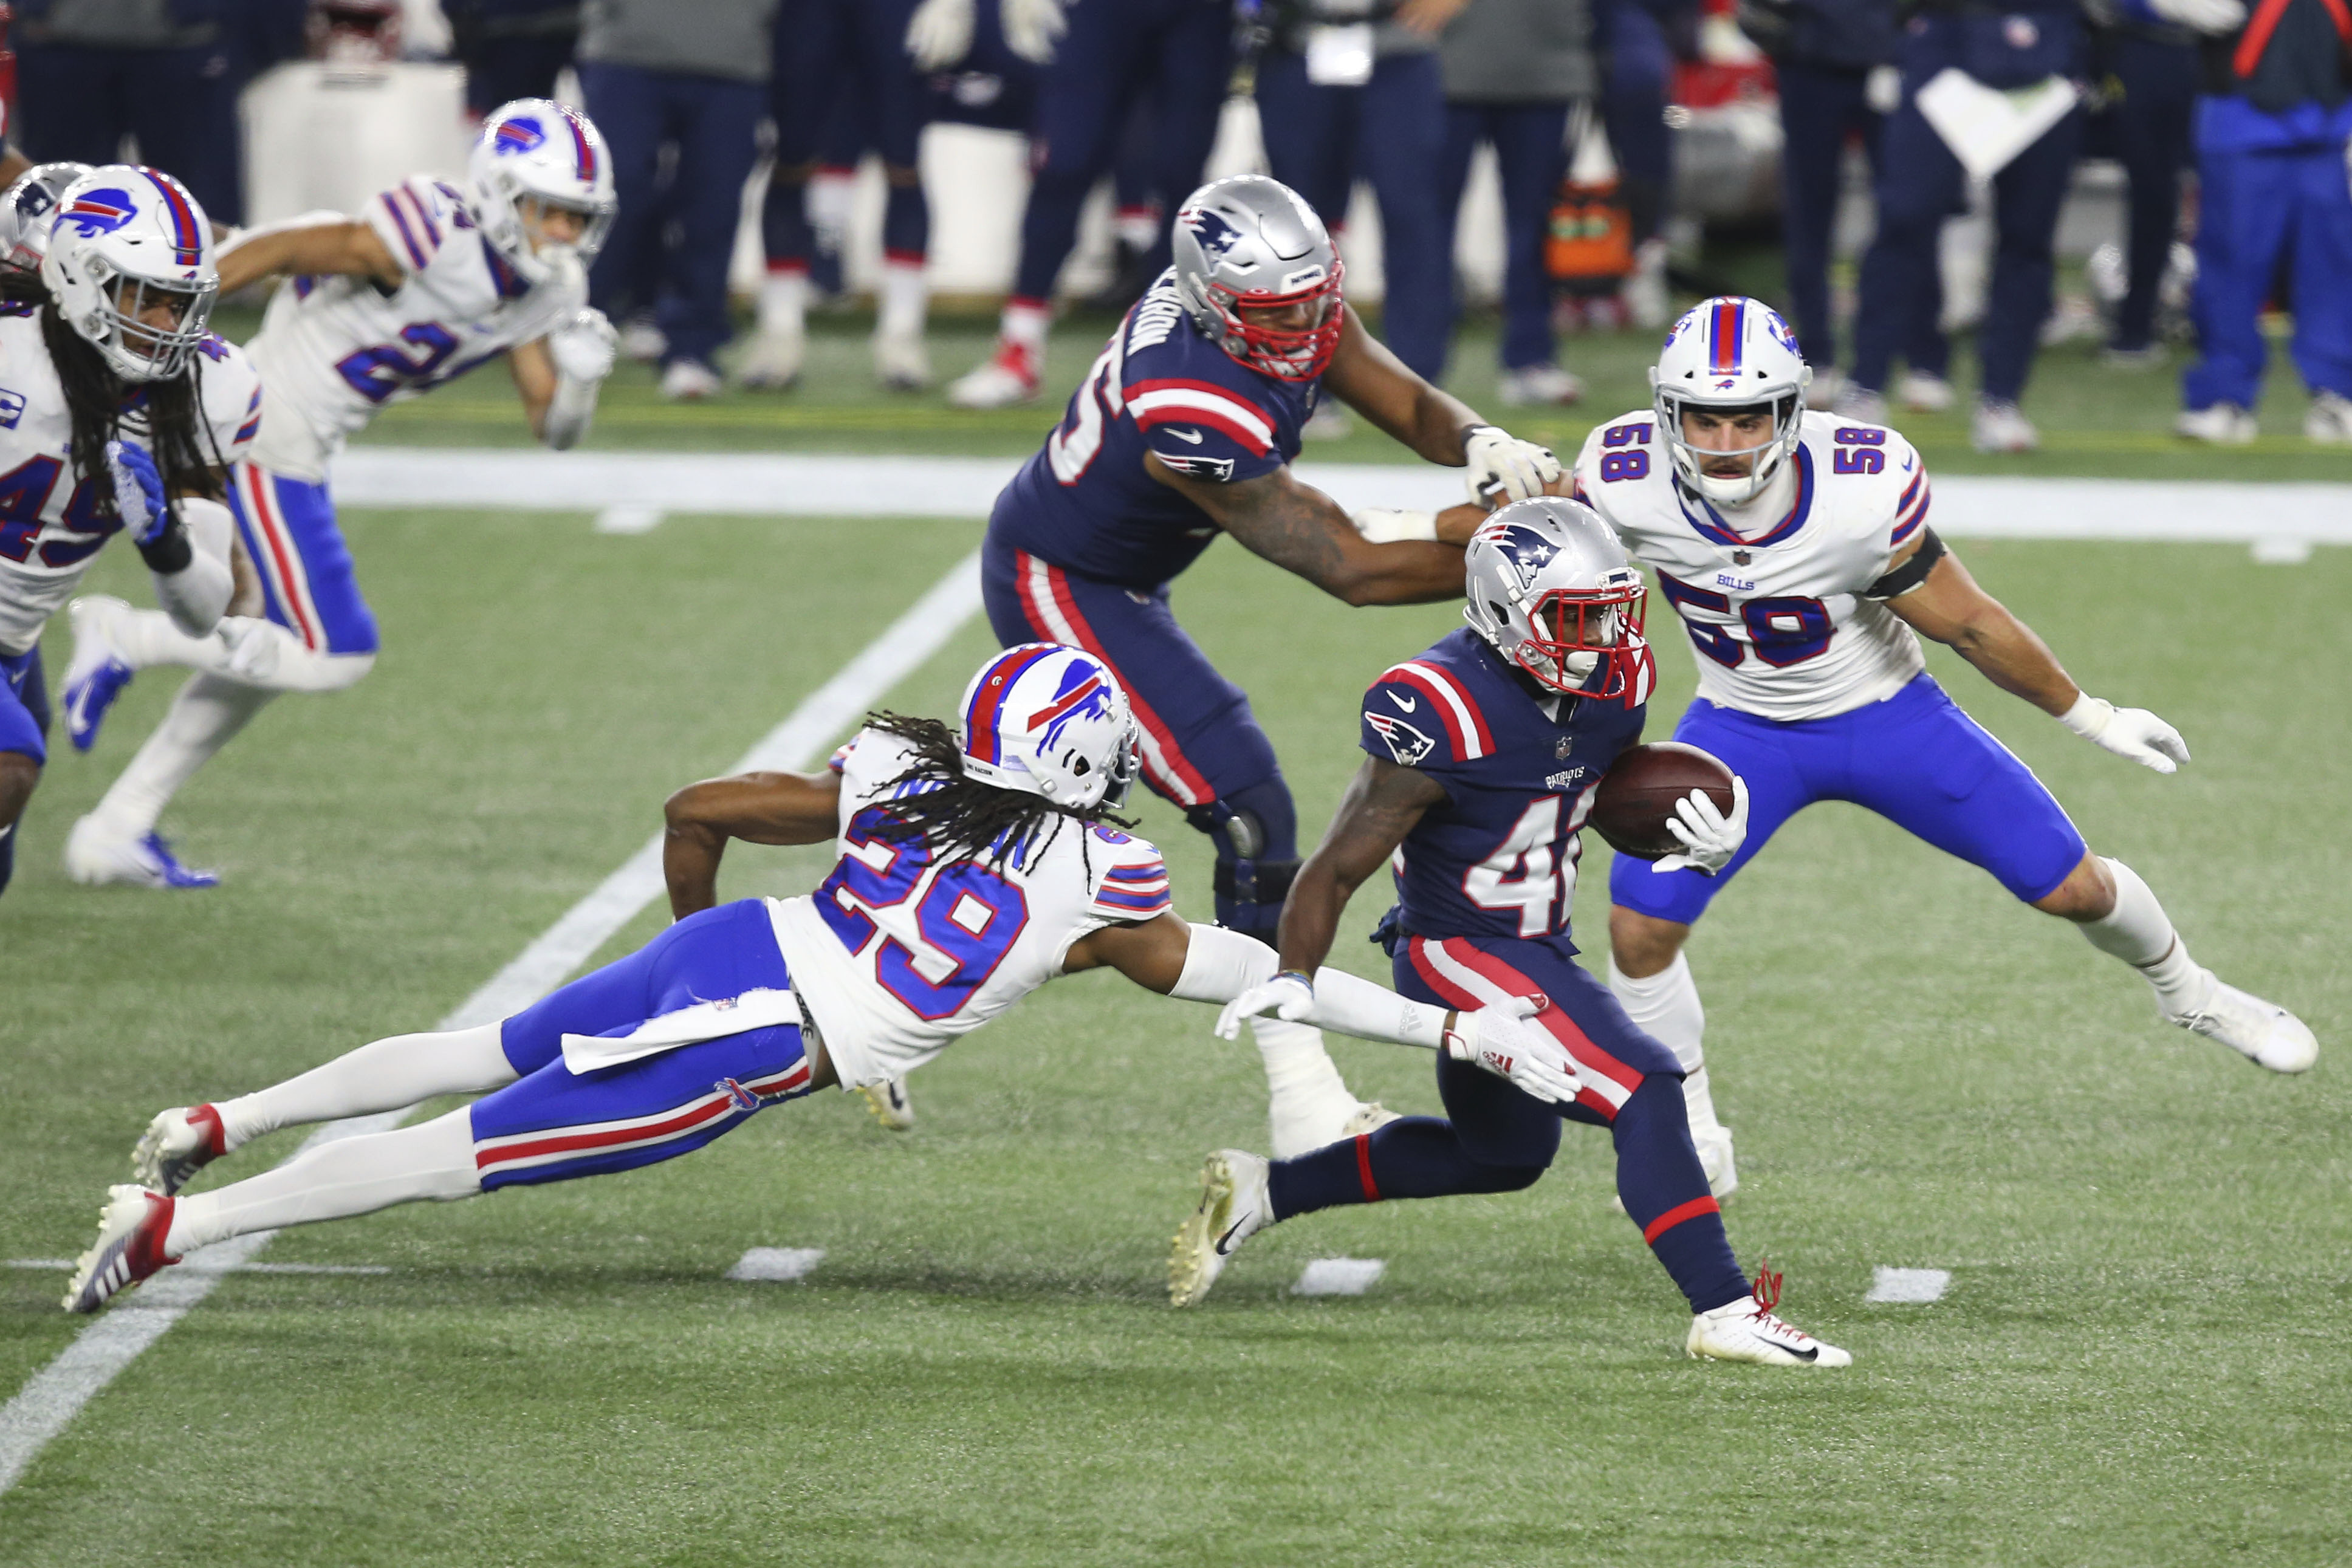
1588,743,1737,860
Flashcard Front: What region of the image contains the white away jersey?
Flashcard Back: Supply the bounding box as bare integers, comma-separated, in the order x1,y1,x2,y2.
0,307,262,655
245,176,583,479
767,727,1176,1088
1573,408,1932,722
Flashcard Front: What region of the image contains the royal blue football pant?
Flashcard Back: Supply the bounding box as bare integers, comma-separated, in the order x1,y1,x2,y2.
0,645,50,900
1267,932,1750,1315
2182,137,2352,411
472,901,814,1190
1437,100,1572,374
226,465,380,656
981,535,1297,938
1612,674,2089,926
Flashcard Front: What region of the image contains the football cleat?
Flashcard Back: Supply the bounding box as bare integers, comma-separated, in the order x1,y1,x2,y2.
735,326,804,391
873,327,931,391
61,595,136,752
618,315,665,362
1686,1264,1850,1368
2176,402,2258,445
1829,383,1889,423
1168,1149,1272,1308
2168,976,2317,1073
658,358,722,402
1498,363,1585,407
858,1077,916,1131
2304,389,2352,445
134,1104,228,1194
63,1185,179,1313
64,819,220,888
1897,369,1955,413
947,339,1041,409
1970,398,2040,454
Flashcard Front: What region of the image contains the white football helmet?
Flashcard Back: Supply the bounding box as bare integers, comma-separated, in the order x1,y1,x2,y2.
0,161,94,274
40,166,218,383
956,645,1141,811
468,98,617,285
1649,296,1812,507
1463,498,1655,703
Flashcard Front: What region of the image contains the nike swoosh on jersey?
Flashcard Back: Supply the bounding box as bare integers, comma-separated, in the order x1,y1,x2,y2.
1163,427,1205,444
1390,691,1417,711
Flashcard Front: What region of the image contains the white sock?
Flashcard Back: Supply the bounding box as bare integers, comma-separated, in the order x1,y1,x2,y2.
109,608,371,693
759,267,808,336
1001,299,1051,352
85,673,276,839
1609,953,1723,1131
879,258,927,339
1253,1017,1354,1109
808,166,857,251
166,1108,481,1256
2079,857,2209,1016
213,1022,513,1148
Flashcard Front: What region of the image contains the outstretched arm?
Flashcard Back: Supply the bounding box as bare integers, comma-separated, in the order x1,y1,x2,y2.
1319,307,1561,504
1278,756,1447,976
662,770,844,919
217,214,403,293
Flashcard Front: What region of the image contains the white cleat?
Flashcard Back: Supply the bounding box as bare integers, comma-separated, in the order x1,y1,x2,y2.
2169,976,2318,1073
63,1185,179,1313
1498,363,1585,406
1168,1149,1272,1308
735,326,805,391
858,1077,916,1131
2176,402,2259,445
2303,389,2352,445
873,327,931,391
946,340,1041,409
1830,383,1889,423
1687,1268,1850,1367
63,816,220,888
659,358,723,402
133,1104,228,1194
1897,369,1955,413
618,317,665,363
1970,398,2040,453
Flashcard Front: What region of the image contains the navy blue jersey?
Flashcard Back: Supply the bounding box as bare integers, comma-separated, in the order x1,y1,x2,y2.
1360,629,1646,945
988,269,1319,588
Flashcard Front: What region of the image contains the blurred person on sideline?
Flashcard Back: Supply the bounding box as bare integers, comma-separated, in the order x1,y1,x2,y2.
2077,0,2200,368
447,0,583,118
1593,0,1691,326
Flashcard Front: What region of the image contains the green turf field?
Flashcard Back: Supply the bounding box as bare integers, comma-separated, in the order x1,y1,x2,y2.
3,433,2347,1563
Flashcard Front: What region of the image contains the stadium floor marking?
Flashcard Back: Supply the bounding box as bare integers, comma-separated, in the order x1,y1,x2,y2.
726,1248,826,1283
594,504,665,535
1865,1267,1953,1304
329,448,2352,558
1294,1258,1387,1297
0,549,986,1501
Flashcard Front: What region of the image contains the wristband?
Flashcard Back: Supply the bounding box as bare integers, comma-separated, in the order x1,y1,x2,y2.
137,524,193,575
2058,692,2114,740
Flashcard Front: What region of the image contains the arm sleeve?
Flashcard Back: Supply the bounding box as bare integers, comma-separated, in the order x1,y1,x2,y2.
1168,921,1279,1002
149,495,235,636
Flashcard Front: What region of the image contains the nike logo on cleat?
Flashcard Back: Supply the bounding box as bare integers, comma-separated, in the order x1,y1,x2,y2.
1215,1215,1251,1254
1164,427,1205,443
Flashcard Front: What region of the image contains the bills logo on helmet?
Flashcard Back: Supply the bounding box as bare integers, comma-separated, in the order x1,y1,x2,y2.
1712,377,1738,390
1183,207,1245,262
1366,711,1436,767
1029,663,1113,753
59,190,136,237
1763,307,1802,357
493,117,548,155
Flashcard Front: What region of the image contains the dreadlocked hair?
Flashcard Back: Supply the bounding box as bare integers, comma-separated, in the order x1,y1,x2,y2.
0,268,227,515
863,710,1136,872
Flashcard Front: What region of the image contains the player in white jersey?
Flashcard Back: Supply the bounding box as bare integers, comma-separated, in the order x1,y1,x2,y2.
57,98,622,888
1569,296,2316,1190
0,165,252,900
64,646,1574,1313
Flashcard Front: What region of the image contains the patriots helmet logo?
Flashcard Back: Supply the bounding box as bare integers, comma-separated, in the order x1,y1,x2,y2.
58,190,137,238
493,117,548,156
1028,663,1112,753
12,183,57,221
1183,206,1246,262
1487,522,1560,589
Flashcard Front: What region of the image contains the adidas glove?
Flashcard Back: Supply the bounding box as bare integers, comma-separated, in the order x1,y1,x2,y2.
2060,693,2189,774
1002,0,1068,62
1445,995,1582,1104
1462,425,1562,505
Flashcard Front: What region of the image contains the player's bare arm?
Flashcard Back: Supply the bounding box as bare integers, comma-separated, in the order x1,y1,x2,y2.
1060,908,1196,990
1877,538,2080,713
1279,756,1449,974
1145,454,1475,605
1320,306,1485,463
509,336,559,436
661,769,845,919
216,216,405,293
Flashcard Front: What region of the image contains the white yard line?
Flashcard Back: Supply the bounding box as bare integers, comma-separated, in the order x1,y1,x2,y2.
0,549,985,1501
725,1248,826,1283
326,447,2352,554
1294,1258,1387,1297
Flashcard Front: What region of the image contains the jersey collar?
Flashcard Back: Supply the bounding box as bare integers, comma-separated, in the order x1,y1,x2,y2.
1675,443,1814,550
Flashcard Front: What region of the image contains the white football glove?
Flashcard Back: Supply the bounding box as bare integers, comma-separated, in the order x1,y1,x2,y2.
904,0,975,68
1349,507,1439,544
1215,971,1316,1039
1653,776,1750,876
548,308,617,385
1462,425,1562,505
2060,693,2189,773
2147,0,2246,32
1002,0,1068,62
1444,996,1583,1104
217,617,283,681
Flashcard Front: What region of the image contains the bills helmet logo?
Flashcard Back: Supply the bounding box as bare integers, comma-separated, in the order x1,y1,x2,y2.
1712,377,1739,390
1763,307,1802,357
1027,663,1112,753
1182,207,1246,262
58,190,137,238
1366,710,1436,767
493,117,548,155
716,1078,761,1114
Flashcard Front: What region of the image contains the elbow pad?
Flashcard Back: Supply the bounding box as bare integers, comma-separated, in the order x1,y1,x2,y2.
1170,922,1280,1003
541,374,599,451
149,495,235,635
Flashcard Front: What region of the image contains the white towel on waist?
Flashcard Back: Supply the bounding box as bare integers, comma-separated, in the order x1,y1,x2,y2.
560,987,801,1075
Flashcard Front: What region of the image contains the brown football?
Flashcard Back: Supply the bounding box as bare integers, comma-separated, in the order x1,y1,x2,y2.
1588,743,1736,861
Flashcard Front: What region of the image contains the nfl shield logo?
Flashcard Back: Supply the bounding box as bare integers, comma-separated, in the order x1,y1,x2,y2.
1555,736,1574,759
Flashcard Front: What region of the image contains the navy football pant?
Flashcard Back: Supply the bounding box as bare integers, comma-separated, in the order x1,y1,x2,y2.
1594,0,1675,246
0,646,50,900
764,0,930,270
1268,934,1748,1314
1255,50,1453,380
1012,0,1229,303
982,536,1297,936
475,901,814,1190
2083,36,2197,354
15,41,244,224
1437,100,1572,373
2183,137,2352,411
1612,674,2088,925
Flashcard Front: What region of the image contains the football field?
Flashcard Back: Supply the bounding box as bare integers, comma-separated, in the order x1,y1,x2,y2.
2,321,2348,1565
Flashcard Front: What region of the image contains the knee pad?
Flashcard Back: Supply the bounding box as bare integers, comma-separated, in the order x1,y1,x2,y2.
1185,778,1298,939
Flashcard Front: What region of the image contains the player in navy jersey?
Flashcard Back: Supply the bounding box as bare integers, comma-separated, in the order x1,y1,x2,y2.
1184,498,1851,1366
984,173,1566,1153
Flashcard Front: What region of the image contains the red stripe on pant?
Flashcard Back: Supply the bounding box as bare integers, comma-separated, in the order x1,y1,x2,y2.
1435,938,1647,1101
242,468,321,651
1641,1193,1719,1244
1353,1132,1381,1202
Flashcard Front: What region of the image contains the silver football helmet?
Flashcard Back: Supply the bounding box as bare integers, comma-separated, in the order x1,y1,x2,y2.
1463,498,1654,702
0,162,93,274
1170,174,1344,380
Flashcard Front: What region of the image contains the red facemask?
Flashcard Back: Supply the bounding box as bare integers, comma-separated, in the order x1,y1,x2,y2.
1209,262,1346,381
1514,584,1655,705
